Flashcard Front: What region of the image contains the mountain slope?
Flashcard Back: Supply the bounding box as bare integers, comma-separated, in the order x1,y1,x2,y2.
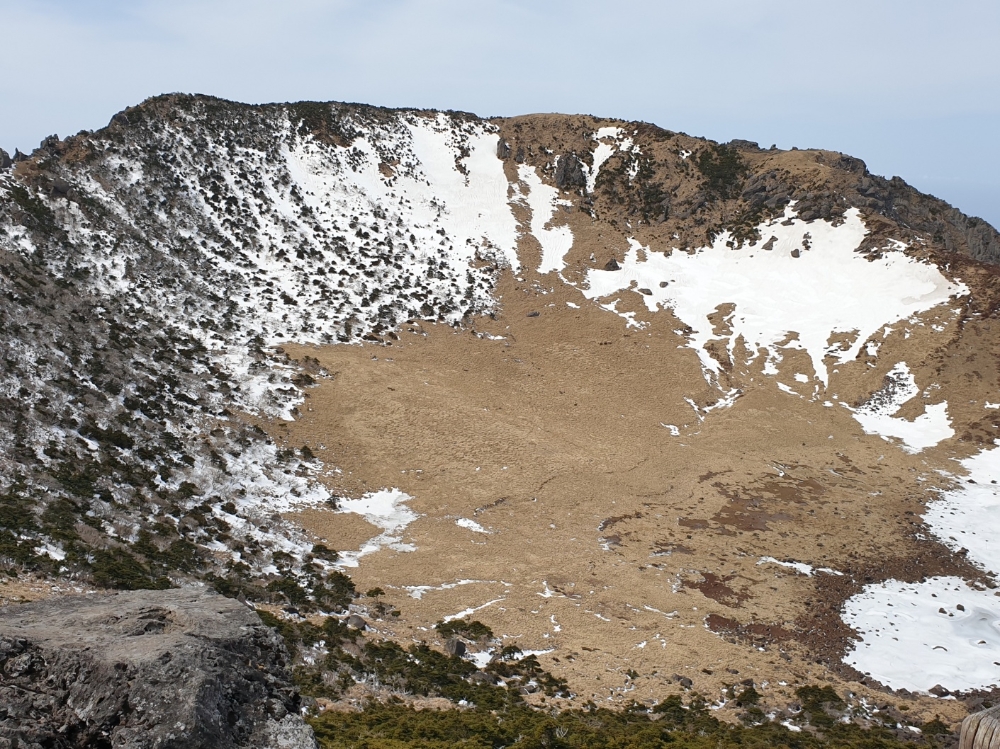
3,94,1000,725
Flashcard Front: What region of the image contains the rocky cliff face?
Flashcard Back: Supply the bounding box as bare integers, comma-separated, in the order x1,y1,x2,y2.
0,587,315,748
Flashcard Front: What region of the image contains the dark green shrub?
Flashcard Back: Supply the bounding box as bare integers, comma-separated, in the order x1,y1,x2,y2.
696,144,747,200
435,618,494,642
91,548,170,590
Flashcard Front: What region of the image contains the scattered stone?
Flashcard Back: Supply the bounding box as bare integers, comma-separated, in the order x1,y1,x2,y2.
604,258,620,271
444,637,466,657
496,140,510,160
0,588,316,749
761,236,777,251
791,248,800,258
0,149,10,169
527,310,540,317
929,684,951,698
347,614,368,630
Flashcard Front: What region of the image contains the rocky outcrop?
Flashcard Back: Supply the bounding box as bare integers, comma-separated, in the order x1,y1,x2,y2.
554,152,587,190
0,588,316,749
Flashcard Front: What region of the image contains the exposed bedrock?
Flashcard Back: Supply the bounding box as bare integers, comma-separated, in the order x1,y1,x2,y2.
0,588,316,749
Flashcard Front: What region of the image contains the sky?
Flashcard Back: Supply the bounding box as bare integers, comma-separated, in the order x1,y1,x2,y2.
2,0,998,227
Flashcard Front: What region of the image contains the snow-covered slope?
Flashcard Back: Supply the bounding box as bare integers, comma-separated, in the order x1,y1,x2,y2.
0,97,533,603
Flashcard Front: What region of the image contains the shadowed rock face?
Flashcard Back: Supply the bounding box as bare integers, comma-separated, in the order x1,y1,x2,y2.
0,588,316,749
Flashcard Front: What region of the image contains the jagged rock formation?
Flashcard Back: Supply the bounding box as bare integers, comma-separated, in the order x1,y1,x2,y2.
0,587,315,748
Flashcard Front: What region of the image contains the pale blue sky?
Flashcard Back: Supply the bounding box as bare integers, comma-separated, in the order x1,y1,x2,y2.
2,0,998,226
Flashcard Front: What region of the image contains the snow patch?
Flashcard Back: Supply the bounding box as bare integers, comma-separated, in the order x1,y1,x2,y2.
405,579,495,600
849,363,954,453
758,557,844,577
925,442,1000,573
842,576,1000,693
456,517,490,534
581,206,965,386
335,489,419,567
586,127,638,193
443,597,506,622
517,164,574,275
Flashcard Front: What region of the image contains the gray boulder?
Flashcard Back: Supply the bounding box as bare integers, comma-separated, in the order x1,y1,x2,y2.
0,588,317,749
0,149,10,169
50,177,71,197
444,637,466,657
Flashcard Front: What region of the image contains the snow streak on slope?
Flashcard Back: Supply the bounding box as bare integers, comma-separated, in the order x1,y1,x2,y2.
848,363,954,453
517,164,573,275
405,115,520,271
586,127,638,194
582,206,966,386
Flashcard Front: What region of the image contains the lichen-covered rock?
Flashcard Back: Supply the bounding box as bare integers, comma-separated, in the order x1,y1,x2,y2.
0,588,317,749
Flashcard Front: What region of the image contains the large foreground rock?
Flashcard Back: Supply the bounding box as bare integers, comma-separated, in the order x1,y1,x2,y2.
0,588,317,749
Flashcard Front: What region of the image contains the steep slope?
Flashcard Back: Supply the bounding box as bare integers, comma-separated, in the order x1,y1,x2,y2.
3,94,1000,725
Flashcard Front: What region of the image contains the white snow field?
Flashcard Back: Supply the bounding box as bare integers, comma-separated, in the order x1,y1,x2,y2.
582,205,966,385
925,444,1000,569
842,577,1000,693
843,442,1000,693
335,489,419,567
848,362,954,453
